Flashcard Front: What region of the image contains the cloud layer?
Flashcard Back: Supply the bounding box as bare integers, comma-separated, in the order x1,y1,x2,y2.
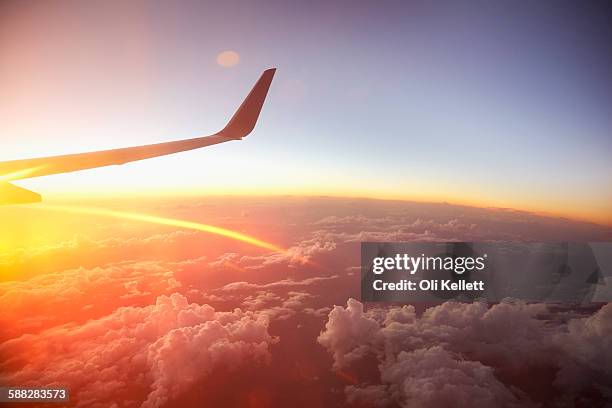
319,299,612,407
2,197,611,406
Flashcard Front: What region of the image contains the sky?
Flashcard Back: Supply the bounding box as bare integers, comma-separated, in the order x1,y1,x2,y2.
0,0,611,224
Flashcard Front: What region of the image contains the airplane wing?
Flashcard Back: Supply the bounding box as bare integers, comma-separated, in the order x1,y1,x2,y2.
0,68,276,205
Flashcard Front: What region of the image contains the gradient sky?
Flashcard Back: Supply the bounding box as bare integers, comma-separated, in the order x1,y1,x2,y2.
0,0,611,224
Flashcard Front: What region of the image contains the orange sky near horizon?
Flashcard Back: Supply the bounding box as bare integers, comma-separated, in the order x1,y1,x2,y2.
15,182,612,227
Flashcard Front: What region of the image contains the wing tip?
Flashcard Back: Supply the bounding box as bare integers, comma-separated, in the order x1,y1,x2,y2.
264,67,277,75
218,68,276,139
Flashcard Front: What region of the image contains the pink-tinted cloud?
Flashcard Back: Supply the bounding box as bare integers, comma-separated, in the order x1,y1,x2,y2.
0,260,181,337
0,293,275,407
220,275,339,292
373,346,533,408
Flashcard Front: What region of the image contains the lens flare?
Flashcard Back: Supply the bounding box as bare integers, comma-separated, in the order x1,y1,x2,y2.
0,166,45,182
216,50,240,67
31,204,285,253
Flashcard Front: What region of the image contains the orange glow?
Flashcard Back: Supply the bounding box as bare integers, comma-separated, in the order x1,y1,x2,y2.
30,204,285,253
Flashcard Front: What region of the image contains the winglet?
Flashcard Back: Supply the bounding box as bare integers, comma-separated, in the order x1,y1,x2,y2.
217,68,276,139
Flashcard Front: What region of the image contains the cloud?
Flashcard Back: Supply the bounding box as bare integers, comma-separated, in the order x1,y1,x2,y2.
0,293,276,407
242,291,283,310
318,299,612,407
317,299,380,369
553,302,612,399
345,384,392,407
0,231,197,269
311,203,612,242
314,215,394,227
319,299,554,371
238,290,321,321
220,275,339,292
306,217,486,246
216,276,340,321
375,346,532,408
213,239,336,271
558,302,612,376
0,260,182,336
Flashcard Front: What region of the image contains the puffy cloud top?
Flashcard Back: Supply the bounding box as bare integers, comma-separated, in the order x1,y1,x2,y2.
319,299,612,407
0,293,276,407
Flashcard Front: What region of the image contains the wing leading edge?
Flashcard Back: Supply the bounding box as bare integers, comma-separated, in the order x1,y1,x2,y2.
0,68,276,205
